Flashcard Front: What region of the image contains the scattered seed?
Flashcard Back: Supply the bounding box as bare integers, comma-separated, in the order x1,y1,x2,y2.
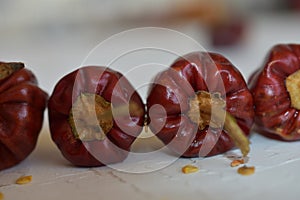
16,175,32,185
182,165,199,174
237,166,255,176
230,159,244,167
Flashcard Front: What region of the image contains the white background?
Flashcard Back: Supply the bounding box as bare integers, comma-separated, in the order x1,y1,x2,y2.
1,1,300,199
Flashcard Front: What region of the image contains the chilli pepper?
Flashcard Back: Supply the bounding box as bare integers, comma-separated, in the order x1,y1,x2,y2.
249,44,300,140
0,62,48,170
48,66,145,167
210,16,245,47
147,52,254,157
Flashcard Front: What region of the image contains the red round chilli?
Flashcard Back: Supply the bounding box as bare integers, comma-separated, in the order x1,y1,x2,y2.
0,62,48,170
147,52,254,157
249,44,300,140
48,66,145,167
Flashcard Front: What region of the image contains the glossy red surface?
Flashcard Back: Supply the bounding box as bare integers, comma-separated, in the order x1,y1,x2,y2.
48,66,145,167
147,52,254,157
249,44,300,140
0,64,48,170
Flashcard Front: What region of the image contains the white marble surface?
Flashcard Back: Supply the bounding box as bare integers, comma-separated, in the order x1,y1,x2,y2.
1,12,300,200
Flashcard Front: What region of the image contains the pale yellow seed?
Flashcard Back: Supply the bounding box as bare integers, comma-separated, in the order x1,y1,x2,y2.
237,166,255,176
230,159,244,167
0,192,4,200
16,175,32,185
182,165,199,174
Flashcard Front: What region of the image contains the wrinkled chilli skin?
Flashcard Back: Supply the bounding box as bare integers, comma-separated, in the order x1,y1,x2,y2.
48,66,145,167
0,63,48,170
147,52,254,157
249,44,300,140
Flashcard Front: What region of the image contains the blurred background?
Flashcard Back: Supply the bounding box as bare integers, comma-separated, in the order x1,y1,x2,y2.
1,2,300,199
1,0,300,93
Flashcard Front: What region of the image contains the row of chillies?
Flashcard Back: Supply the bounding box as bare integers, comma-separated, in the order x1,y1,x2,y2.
0,43,299,170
